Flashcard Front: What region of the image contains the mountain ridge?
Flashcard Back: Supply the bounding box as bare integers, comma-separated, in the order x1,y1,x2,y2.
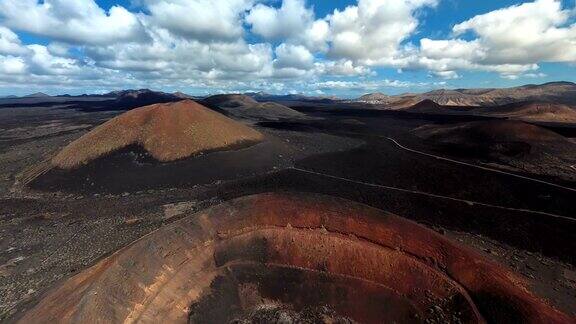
357,82,576,107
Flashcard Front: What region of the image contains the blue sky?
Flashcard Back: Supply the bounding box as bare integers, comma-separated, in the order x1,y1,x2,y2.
1,0,576,97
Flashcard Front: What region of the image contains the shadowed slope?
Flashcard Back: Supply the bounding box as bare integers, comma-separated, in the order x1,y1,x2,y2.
52,100,264,169
19,193,571,324
405,99,448,113
202,94,260,107
414,120,568,146
413,120,576,180
202,94,307,120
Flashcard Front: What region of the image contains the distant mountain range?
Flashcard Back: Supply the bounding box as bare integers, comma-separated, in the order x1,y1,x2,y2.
94,89,196,99
245,91,339,103
24,92,51,98
1,89,196,100
0,92,50,99
2,82,576,105
399,99,576,123
357,82,576,107
2,82,576,117
67,89,198,111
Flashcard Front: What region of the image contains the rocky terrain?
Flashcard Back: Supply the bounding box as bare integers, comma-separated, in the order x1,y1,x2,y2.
0,89,574,323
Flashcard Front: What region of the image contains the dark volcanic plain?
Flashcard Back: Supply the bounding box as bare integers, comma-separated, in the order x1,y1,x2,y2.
0,91,575,322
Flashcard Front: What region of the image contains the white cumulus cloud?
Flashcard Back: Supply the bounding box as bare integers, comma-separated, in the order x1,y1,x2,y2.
247,0,314,40
0,0,575,94
0,0,148,45
326,0,438,63
144,0,254,42
0,26,28,55
413,0,576,78
0,55,26,74
274,43,314,70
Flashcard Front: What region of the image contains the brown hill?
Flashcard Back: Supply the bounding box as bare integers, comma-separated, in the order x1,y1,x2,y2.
478,101,576,123
478,81,576,105
414,120,567,147
404,99,446,113
202,94,259,107
52,100,263,169
358,92,391,103
358,90,495,107
202,94,307,120
413,120,576,181
418,89,500,106
19,193,570,323
385,96,422,109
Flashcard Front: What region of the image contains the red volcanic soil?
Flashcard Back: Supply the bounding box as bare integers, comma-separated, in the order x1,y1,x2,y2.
52,100,263,169
479,101,576,123
18,193,571,323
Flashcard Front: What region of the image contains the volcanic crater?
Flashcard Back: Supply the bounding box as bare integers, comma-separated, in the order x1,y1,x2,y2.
18,193,571,324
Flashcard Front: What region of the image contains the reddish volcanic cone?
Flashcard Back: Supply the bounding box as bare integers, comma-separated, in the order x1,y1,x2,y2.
405,99,445,113
19,193,571,324
52,100,264,169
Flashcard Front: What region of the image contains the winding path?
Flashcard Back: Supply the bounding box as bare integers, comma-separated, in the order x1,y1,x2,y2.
289,131,576,221
382,136,576,193
290,167,575,222
334,130,576,193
